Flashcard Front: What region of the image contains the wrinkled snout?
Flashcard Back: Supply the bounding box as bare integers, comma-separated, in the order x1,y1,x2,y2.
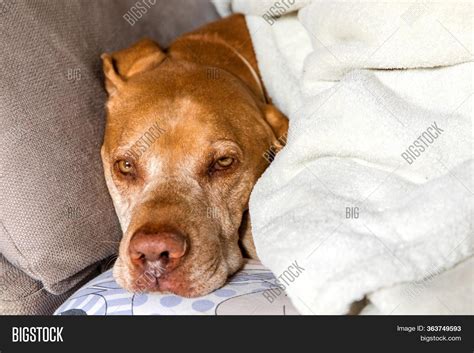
112,178,244,296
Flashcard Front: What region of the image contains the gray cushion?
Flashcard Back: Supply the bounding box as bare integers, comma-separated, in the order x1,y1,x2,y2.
0,0,219,311
0,254,87,315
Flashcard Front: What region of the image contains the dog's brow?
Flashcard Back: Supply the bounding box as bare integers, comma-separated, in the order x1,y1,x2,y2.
211,139,241,151
211,139,244,160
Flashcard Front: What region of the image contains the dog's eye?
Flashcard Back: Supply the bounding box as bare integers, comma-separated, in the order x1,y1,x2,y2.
116,160,134,175
214,157,234,170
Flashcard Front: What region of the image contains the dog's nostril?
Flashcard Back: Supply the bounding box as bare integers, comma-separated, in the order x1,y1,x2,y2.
129,251,146,267
160,251,169,259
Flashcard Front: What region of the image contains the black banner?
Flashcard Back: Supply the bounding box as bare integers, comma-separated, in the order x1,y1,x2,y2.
0,315,471,352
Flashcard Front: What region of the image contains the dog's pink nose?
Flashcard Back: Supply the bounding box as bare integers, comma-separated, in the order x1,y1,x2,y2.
129,228,187,269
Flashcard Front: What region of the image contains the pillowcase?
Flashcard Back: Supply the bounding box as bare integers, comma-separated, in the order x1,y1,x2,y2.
54,260,299,315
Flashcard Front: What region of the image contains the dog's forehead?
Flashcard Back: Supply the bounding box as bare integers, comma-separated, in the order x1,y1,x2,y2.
110,96,235,141
104,61,265,160
107,84,261,148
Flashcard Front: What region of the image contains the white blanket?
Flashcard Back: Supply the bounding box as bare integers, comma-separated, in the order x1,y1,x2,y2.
214,1,473,314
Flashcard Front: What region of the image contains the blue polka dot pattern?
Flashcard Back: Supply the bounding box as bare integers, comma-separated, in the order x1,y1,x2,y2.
160,295,182,307
133,294,149,306
192,299,215,312
54,262,300,315
214,289,237,297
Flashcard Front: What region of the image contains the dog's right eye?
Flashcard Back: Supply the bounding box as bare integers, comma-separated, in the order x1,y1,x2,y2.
116,160,134,175
207,156,236,177
215,157,234,170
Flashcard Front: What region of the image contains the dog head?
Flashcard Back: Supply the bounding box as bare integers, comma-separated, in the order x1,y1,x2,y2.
101,38,288,297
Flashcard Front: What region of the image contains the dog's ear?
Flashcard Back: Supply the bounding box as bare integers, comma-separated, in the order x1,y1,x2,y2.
101,38,166,95
263,104,289,142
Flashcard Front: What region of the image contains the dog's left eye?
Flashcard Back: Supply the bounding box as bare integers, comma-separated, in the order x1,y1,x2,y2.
116,159,134,175
213,157,234,171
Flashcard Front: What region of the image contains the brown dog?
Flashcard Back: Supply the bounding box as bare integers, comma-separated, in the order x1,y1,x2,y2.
101,14,288,297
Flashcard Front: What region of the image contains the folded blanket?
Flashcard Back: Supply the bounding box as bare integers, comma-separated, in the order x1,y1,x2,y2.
215,0,473,314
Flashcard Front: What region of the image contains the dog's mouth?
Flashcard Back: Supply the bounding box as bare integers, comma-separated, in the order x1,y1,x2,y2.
132,260,167,292
120,255,230,297
114,240,235,297
114,209,249,296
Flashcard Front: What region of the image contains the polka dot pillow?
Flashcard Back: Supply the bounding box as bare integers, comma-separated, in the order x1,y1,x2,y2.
54,260,299,315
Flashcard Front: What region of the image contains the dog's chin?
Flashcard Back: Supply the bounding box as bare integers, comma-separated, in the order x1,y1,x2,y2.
113,256,238,297
158,273,229,298
118,272,228,297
